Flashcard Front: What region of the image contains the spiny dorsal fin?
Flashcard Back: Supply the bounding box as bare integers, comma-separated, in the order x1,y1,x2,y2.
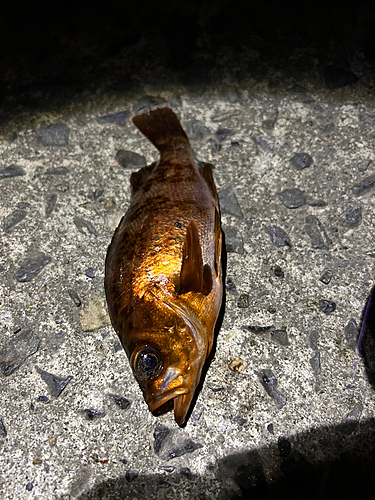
130,162,157,194
179,221,212,296
132,108,190,155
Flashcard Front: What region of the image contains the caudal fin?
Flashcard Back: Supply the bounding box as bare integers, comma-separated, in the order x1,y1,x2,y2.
132,107,190,155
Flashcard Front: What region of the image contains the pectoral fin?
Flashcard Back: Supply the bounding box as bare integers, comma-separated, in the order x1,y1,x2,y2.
179,221,212,296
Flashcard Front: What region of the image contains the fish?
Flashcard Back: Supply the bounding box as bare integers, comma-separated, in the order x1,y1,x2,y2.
105,107,223,425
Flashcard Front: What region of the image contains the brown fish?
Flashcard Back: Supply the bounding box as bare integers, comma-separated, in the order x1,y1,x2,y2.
105,107,223,425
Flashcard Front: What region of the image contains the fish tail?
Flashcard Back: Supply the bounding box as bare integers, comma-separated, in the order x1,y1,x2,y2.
132,108,191,156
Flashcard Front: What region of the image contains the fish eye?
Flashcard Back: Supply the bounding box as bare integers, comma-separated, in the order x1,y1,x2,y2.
134,347,162,380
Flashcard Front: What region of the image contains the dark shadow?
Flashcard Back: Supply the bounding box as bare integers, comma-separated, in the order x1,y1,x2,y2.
360,285,375,388
77,418,375,500
1,1,375,125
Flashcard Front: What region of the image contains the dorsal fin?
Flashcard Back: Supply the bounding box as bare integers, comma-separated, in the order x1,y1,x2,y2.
130,162,157,194
179,221,212,296
214,207,222,276
132,108,190,156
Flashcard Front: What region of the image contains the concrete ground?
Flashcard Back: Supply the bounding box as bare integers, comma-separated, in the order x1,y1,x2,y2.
1,1,375,498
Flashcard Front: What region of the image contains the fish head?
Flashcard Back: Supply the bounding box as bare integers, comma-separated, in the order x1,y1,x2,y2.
127,308,207,425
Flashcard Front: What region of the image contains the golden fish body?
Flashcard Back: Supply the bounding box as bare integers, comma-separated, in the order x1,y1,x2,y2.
105,107,222,425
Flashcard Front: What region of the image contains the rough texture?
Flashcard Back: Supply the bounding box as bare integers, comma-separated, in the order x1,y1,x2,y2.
1,1,375,498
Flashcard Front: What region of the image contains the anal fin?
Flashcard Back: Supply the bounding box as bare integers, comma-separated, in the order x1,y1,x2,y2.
179,221,212,296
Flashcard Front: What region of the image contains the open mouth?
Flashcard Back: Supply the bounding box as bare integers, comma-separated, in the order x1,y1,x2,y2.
148,388,193,425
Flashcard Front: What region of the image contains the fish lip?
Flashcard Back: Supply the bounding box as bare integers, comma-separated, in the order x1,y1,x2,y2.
148,387,189,413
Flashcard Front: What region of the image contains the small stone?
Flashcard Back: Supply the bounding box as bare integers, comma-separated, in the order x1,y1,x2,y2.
339,405,363,435
289,153,313,170
344,318,359,349
319,270,333,284
17,202,30,209
32,458,42,465
157,481,171,489
96,111,130,127
262,110,278,130
324,65,358,89
357,160,371,172
305,196,327,207
35,123,70,147
252,136,273,152
308,331,319,351
113,341,122,352
125,470,139,482
49,437,57,446
304,216,332,249
153,423,202,460
45,194,57,217
259,369,287,408
14,254,52,282
309,352,321,376
35,365,72,397
25,483,33,491
73,217,98,236
133,96,167,114
229,357,248,373
8,132,17,142
185,119,211,142
89,189,104,201
267,423,274,434
223,225,244,254
0,165,26,179
215,129,233,142
107,394,131,410
270,328,289,346
68,289,81,307
81,409,106,420
0,329,40,376
265,225,291,247
79,295,110,331
180,467,192,479
218,187,244,218
340,207,362,228
352,174,375,195
237,293,249,308
0,417,7,437
153,424,171,454
278,436,291,457
319,299,336,315
45,167,69,176
273,265,284,278
159,466,175,473
277,189,306,208
3,209,27,232
37,395,49,403
225,278,237,295
85,267,95,278
115,150,147,169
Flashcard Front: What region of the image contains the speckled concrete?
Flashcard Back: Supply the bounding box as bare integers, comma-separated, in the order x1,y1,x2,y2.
1,2,375,499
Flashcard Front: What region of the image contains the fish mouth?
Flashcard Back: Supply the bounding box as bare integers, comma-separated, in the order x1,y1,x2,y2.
148,387,193,426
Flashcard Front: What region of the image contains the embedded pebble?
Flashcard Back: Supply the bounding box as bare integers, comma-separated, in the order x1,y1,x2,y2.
96,111,130,127
25,483,33,492
154,424,171,454
225,278,237,295
309,352,321,376
319,299,336,314
45,194,57,217
0,329,40,376
278,436,291,457
14,254,52,282
113,341,122,352
357,160,371,172
17,202,30,209
289,153,313,170
0,417,7,437
0,165,26,178
324,65,359,89
339,405,363,436
218,187,244,218
215,128,233,142
262,110,278,130
222,225,244,254
115,150,147,169
159,466,175,473
252,136,273,152
180,467,192,479
352,174,375,195
265,225,291,247
85,267,96,278
89,189,104,201
125,470,139,482
153,423,202,460
3,209,27,232
340,207,362,228
304,216,332,249
45,167,69,176
319,269,333,284
35,365,72,397
107,394,131,410
81,409,106,420
133,96,167,114
277,188,306,208
67,289,81,307
308,331,319,351
35,123,70,147
73,217,98,236
344,318,359,349
259,369,287,408
157,481,171,490
79,295,110,331
267,423,274,434
37,395,49,403
185,119,211,142
270,328,290,346
229,357,248,372
237,293,249,308
273,265,284,278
